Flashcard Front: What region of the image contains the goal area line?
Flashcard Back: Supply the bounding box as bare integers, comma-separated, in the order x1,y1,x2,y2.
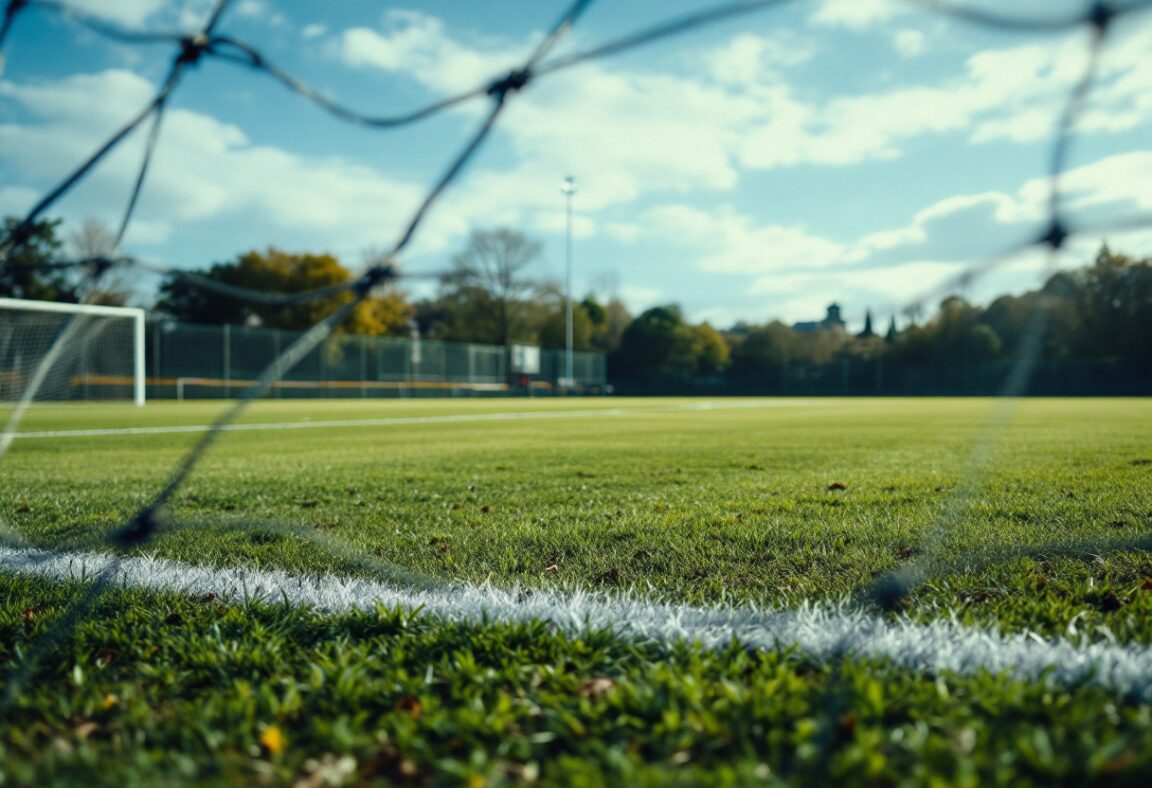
4,399,809,439
3,546,1149,699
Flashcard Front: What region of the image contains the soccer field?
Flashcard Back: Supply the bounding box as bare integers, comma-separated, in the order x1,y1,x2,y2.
2,397,1152,783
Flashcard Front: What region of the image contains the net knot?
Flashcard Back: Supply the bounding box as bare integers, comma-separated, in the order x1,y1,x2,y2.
1038,218,1069,250
487,68,532,98
356,262,397,296
0,221,33,259
113,506,162,547
86,255,117,278
177,33,211,66
1087,2,1115,32
4,0,29,20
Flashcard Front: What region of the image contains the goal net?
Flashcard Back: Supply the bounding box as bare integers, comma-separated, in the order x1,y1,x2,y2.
0,297,145,406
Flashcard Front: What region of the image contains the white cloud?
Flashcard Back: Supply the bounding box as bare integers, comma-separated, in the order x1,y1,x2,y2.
234,0,287,27
810,0,903,30
529,210,595,240
706,33,815,86
618,285,664,312
177,0,217,31
738,32,1102,169
894,30,926,58
331,6,1152,218
749,261,964,318
857,192,1042,262
64,0,165,28
338,11,525,95
1023,150,1152,219
301,23,328,40
0,70,425,261
848,151,1152,267
641,205,853,275
336,13,755,211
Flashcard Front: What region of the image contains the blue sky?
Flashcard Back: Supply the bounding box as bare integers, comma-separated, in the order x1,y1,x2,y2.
1,0,1150,331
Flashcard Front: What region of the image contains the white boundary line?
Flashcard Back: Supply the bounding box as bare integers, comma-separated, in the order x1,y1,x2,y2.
3,546,1151,699
5,400,812,440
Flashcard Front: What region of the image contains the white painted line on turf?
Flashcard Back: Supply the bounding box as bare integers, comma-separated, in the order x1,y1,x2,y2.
6,400,813,440
3,546,1150,699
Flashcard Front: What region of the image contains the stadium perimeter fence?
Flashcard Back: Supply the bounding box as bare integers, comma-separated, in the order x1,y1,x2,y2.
148,321,608,400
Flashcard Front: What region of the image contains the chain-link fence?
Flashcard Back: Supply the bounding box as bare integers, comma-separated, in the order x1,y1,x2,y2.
148,320,607,399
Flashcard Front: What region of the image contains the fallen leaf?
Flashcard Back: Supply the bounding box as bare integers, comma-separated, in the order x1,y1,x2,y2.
579,677,616,699
594,567,620,584
1097,590,1124,613
827,482,847,491
395,696,423,719
74,721,99,741
20,607,38,621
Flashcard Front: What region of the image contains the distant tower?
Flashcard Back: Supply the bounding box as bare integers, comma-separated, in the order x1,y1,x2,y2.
825,303,843,327
857,308,875,339
885,315,898,342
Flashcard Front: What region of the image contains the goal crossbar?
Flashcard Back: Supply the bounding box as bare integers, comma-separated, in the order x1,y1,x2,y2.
0,297,146,406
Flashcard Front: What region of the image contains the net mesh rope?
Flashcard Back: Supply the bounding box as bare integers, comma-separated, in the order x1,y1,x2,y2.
1,0,1151,708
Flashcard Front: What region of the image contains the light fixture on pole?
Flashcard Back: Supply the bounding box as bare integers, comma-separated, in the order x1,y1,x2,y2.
560,175,576,390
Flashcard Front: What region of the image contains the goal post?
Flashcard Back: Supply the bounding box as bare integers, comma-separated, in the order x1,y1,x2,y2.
0,297,146,406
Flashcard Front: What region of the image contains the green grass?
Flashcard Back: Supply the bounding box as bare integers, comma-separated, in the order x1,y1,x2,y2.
3,396,1152,783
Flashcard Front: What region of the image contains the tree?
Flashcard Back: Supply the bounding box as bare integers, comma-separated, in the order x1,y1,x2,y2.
156,248,410,334
691,322,730,377
613,305,699,384
538,300,593,351
732,321,795,379
582,294,631,353
438,228,542,347
1074,244,1152,363
68,217,132,306
0,216,79,302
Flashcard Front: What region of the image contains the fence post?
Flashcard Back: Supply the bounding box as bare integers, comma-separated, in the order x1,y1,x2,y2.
360,336,368,398
151,321,161,396
272,329,281,398
223,324,231,398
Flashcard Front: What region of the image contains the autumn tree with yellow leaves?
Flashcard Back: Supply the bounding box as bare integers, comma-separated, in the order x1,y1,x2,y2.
156,247,410,336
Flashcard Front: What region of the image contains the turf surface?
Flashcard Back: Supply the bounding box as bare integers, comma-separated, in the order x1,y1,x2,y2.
2,396,1151,783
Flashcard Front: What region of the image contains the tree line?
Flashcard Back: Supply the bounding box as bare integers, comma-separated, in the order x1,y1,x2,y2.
714,245,1151,394
3,215,1149,392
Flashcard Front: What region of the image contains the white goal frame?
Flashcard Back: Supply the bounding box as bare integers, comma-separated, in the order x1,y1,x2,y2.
0,297,146,406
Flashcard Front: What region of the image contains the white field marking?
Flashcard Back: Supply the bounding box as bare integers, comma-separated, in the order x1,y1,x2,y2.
5,400,815,440
3,547,1151,699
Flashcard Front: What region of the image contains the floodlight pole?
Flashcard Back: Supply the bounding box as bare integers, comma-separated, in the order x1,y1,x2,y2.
561,176,576,391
